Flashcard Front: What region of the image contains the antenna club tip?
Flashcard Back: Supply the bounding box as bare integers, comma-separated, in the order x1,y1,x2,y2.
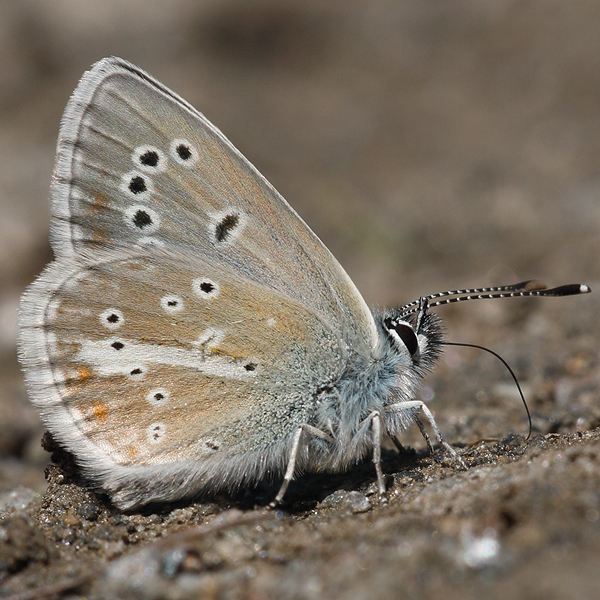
580,284,592,294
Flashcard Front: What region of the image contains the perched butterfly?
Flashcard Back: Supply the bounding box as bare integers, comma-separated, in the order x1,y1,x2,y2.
17,58,590,510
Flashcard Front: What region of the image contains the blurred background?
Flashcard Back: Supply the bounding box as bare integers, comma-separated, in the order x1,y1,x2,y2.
1,0,599,493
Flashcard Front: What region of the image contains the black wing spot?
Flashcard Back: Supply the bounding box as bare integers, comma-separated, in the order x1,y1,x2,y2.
111,341,124,350
244,363,257,371
130,368,143,376
176,144,192,161
132,209,152,229
215,214,240,242
193,278,219,299
139,150,159,167
107,313,120,324
153,392,164,402
129,176,147,194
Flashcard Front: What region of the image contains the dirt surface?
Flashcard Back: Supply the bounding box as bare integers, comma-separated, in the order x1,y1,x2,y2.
1,2,600,599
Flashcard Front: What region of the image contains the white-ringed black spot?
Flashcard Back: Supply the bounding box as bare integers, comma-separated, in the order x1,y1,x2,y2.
100,308,124,330
122,171,153,199
124,205,160,234
133,209,152,229
193,277,219,299
133,146,167,173
215,214,240,242
170,139,198,166
177,144,191,160
244,363,257,371
140,151,158,167
160,295,184,314
111,341,124,351
146,388,170,406
129,175,147,194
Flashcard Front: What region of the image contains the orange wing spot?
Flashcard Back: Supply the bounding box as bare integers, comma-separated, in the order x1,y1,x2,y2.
65,366,93,387
208,347,246,360
78,367,92,381
91,402,109,422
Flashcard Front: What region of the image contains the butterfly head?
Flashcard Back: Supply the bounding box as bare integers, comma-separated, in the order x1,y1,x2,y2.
379,298,444,376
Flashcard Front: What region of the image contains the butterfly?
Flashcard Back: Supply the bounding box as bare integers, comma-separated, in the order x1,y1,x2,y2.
17,57,590,510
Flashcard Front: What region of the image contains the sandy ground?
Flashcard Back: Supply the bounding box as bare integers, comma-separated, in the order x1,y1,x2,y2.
1,2,600,599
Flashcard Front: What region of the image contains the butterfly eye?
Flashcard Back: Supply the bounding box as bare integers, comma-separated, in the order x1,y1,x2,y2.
384,318,419,358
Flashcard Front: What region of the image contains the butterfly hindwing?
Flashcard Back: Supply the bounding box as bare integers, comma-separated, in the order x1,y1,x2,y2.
22,251,347,470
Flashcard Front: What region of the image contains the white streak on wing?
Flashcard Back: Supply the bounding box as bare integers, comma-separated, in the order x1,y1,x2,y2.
192,327,225,349
75,337,255,380
47,299,60,322
47,332,59,355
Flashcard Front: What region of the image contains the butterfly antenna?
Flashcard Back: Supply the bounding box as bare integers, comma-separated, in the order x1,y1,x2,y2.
400,281,590,318
400,280,590,440
442,341,533,440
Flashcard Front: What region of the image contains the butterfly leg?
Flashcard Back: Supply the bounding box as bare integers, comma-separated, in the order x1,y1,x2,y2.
391,437,406,452
270,423,333,507
386,401,467,468
414,416,436,455
356,410,388,503
371,411,388,503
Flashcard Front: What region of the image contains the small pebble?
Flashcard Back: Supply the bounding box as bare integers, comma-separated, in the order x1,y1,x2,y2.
344,491,372,514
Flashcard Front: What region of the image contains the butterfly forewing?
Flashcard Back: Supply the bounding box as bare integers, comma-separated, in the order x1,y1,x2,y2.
52,58,378,354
